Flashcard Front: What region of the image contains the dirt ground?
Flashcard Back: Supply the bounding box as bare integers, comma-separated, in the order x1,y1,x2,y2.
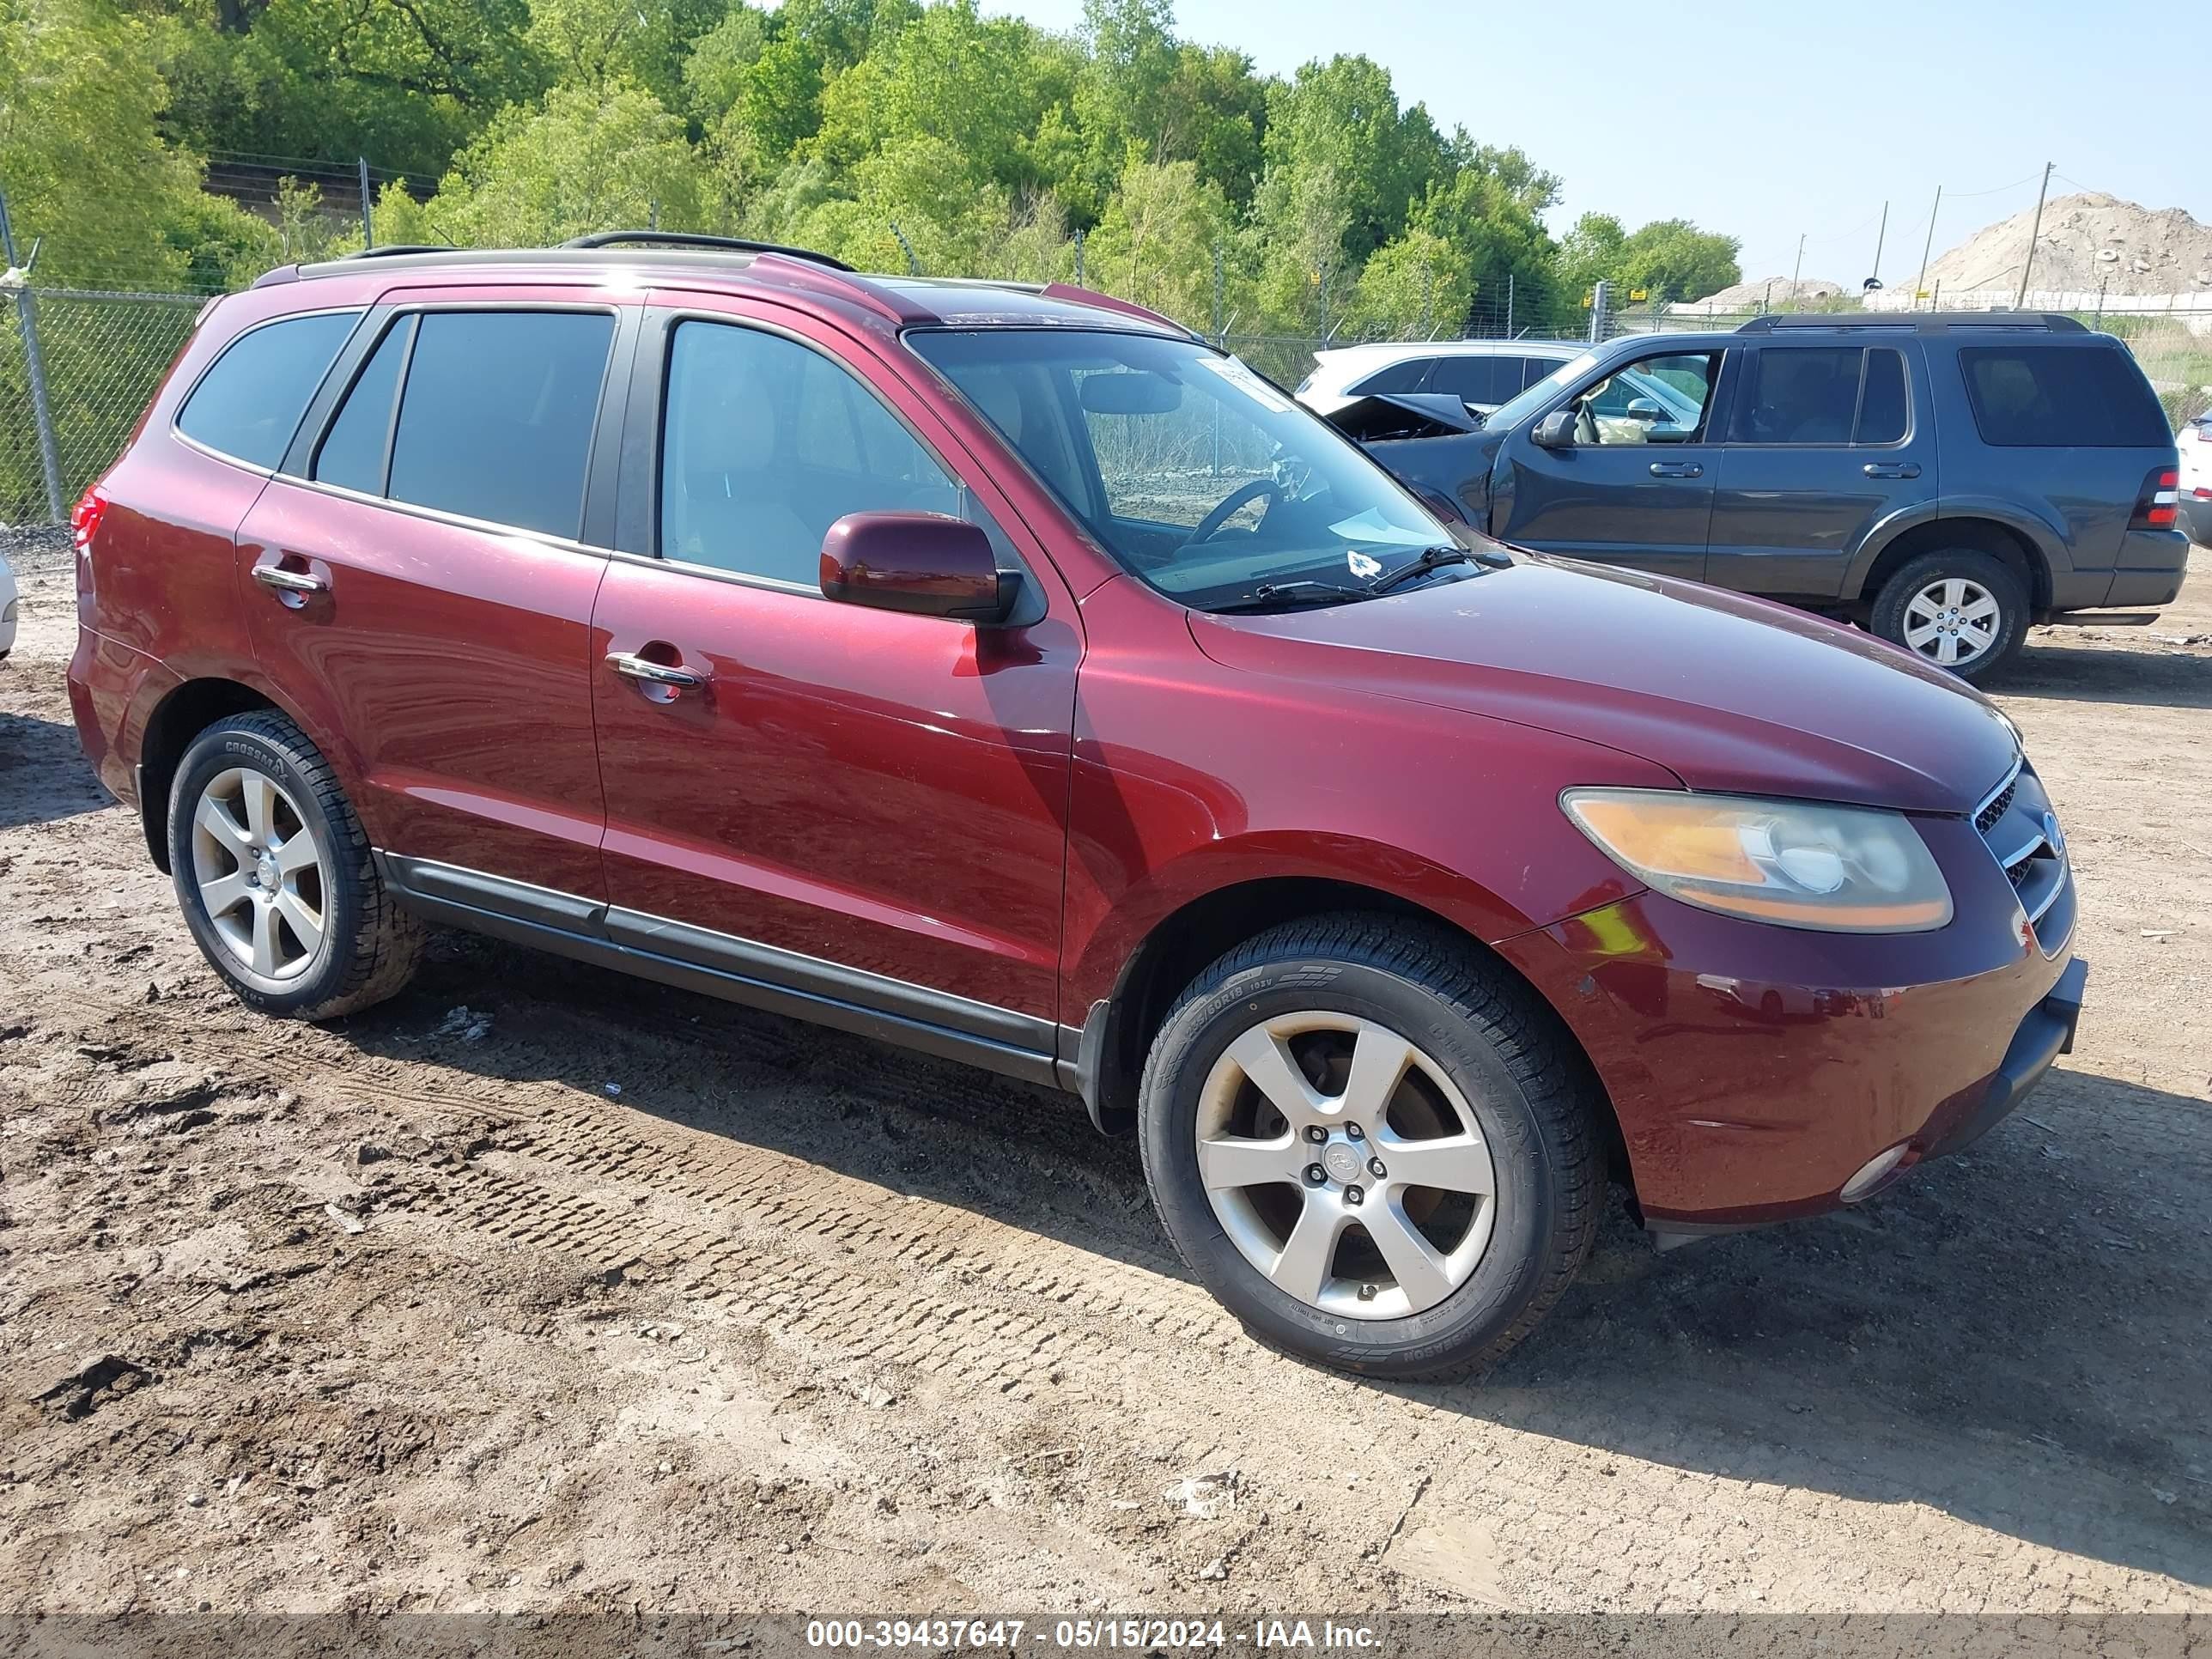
2,528,2208,1624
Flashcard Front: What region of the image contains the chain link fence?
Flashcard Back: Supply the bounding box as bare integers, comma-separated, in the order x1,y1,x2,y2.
5,262,2209,529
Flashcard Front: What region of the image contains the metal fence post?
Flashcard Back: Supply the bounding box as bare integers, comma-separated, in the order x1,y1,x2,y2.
1073,227,1085,287
1506,273,1515,339
357,158,374,248
1589,280,1610,344
0,186,66,523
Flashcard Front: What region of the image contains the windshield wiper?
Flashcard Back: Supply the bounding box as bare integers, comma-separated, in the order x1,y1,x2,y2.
1368,544,1511,594
1211,580,1373,614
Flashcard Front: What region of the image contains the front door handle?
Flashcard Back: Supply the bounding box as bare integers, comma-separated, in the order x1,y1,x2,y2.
1863,461,1923,479
606,650,708,690
1648,461,1703,478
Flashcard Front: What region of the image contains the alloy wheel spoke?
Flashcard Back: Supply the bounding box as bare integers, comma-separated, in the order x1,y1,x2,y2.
1960,594,2000,623
1339,1024,1413,1123
249,897,283,977
241,773,277,845
1378,1129,1495,1195
196,793,254,859
271,830,320,874
198,869,255,919
1364,1197,1456,1310
1226,1026,1328,1122
1936,632,1961,665
1197,1132,1298,1193
275,889,325,958
1941,579,1967,609
1269,1195,1350,1303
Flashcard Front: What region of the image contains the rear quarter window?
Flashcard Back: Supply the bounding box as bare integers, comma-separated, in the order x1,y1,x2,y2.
1351,357,1435,395
1958,344,2169,447
176,310,360,469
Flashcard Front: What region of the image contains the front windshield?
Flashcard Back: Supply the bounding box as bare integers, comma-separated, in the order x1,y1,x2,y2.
907,328,1454,610
1485,349,1600,431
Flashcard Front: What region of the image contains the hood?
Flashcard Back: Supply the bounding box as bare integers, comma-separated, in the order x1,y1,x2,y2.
1188,556,2021,815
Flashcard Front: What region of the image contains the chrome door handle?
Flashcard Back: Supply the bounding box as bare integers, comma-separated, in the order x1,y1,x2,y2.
1863,461,1923,479
252,564,326,595
1648,462,1703,478
606,651,708,689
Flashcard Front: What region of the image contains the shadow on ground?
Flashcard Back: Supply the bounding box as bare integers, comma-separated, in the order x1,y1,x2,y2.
0,711,110,831
1994,638,2212,707
331,931,2212,1591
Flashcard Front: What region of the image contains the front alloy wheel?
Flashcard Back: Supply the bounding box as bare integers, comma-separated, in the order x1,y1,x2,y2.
1196,1014,1498,1320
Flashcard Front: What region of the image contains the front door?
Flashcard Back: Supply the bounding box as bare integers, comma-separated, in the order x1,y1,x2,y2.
237,298,628,899
1706,342,1935,599
1492,347,1729,581
587,301,1081,1054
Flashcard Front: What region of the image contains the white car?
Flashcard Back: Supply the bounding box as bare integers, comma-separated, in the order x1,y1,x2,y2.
1296,339,1583,418
2179,410,2212,548
0,546,17,660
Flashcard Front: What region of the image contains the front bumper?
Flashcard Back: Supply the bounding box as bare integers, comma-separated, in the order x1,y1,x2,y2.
1497,811,2079,1228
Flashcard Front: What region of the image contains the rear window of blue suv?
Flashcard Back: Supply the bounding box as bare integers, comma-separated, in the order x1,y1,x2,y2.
1960,345,2169,447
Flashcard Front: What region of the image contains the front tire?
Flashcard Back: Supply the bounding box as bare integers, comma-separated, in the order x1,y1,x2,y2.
1869,550,2028,682
167,712,422,1019
1137,915,1603,1380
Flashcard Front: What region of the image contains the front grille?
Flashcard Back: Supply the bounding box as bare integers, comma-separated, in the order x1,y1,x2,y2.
1975,781,2016,836
1975,758,2069,951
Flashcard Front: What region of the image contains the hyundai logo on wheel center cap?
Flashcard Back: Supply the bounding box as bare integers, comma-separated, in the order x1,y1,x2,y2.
1322,1141,1365,1184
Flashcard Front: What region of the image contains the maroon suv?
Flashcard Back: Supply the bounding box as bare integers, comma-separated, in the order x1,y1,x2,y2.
68,234,2085,1377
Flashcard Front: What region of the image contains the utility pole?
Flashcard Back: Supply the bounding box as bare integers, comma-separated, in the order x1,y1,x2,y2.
2014,161,2054,310
1869,200,1887,289
1790,233,1805,307
1916,185,1942,312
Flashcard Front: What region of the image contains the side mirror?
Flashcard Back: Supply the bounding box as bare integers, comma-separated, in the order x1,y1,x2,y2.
819,511,1014,623
1532,410,1577,449
1623,398,1666,423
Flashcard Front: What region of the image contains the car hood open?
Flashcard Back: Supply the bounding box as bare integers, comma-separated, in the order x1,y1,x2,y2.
1187,554,2021,815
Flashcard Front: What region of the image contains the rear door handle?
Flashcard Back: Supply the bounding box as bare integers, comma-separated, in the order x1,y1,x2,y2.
606,650,708,690
1648,462,1703,478
252,559,326,605
1863,461,1922,479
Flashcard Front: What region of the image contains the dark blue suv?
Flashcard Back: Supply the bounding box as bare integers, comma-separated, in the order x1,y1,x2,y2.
1335,313,2187,681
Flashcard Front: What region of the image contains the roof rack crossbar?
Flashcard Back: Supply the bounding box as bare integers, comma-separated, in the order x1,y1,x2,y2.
339,244,459,260
557,230,854,271
1735,312,2089,335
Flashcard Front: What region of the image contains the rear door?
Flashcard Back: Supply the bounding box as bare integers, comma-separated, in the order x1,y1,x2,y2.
585,295,1081,1050
1706,341,1933,599
236,290,630,899
1492,346,1731,581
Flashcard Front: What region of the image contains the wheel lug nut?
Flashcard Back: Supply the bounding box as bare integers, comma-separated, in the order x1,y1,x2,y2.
1344,1184,1364,1206
1304,1164,1327,1186
1367,1157,1387,1180
1304,1125,1328,1145
1345,1122,1364,1141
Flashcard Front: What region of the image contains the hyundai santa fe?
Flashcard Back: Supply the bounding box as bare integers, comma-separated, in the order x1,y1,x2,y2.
68,233,2086,1378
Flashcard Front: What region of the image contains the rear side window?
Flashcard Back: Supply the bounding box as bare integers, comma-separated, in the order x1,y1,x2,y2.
311,310,616,538
1427,356,1510,405
1729,347,1911,445
176,311,358,469
1959,345,2169,447
1351,357,1434,395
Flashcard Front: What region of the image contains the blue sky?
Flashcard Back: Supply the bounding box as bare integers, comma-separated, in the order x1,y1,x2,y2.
990,0,2211,286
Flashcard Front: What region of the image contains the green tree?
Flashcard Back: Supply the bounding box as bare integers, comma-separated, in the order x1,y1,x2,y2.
1349,227,1471,337
410,82,707,246
1260,55,1443,264
1086,158,1236,329
1613,217,1741,303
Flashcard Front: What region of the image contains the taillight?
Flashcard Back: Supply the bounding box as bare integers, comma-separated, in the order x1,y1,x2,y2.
2131,467,2179,531
71,486,107,554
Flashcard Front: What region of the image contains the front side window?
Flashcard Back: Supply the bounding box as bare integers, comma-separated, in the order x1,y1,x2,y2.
177,311,359,469
1729,347,1911,446
1959,344,2168,448
659,319,981,585
1569,351,1719,445
909,328,1458,611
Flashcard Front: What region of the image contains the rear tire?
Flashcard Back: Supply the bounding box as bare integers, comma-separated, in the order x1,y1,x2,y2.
167,712,422,1019
1136,914,1603,1380
1869,550,2028,682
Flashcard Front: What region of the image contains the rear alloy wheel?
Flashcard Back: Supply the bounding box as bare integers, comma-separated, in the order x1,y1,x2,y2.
1869,550,2028,682
168,712,422,1018
1139,915,1603,1380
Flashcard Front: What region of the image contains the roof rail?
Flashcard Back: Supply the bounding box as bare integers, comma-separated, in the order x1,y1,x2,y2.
1735,312,2088,335
557,230,854,271
338,244,459,260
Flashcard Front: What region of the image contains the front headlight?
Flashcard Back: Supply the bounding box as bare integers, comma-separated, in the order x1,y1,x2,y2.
1561,788,1953,933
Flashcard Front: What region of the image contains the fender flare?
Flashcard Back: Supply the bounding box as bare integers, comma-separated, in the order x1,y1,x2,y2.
1842,496,2069,604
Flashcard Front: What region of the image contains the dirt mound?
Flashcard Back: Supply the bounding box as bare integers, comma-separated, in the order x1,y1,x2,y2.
1924,191,2212,297
1685,276,1845,309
